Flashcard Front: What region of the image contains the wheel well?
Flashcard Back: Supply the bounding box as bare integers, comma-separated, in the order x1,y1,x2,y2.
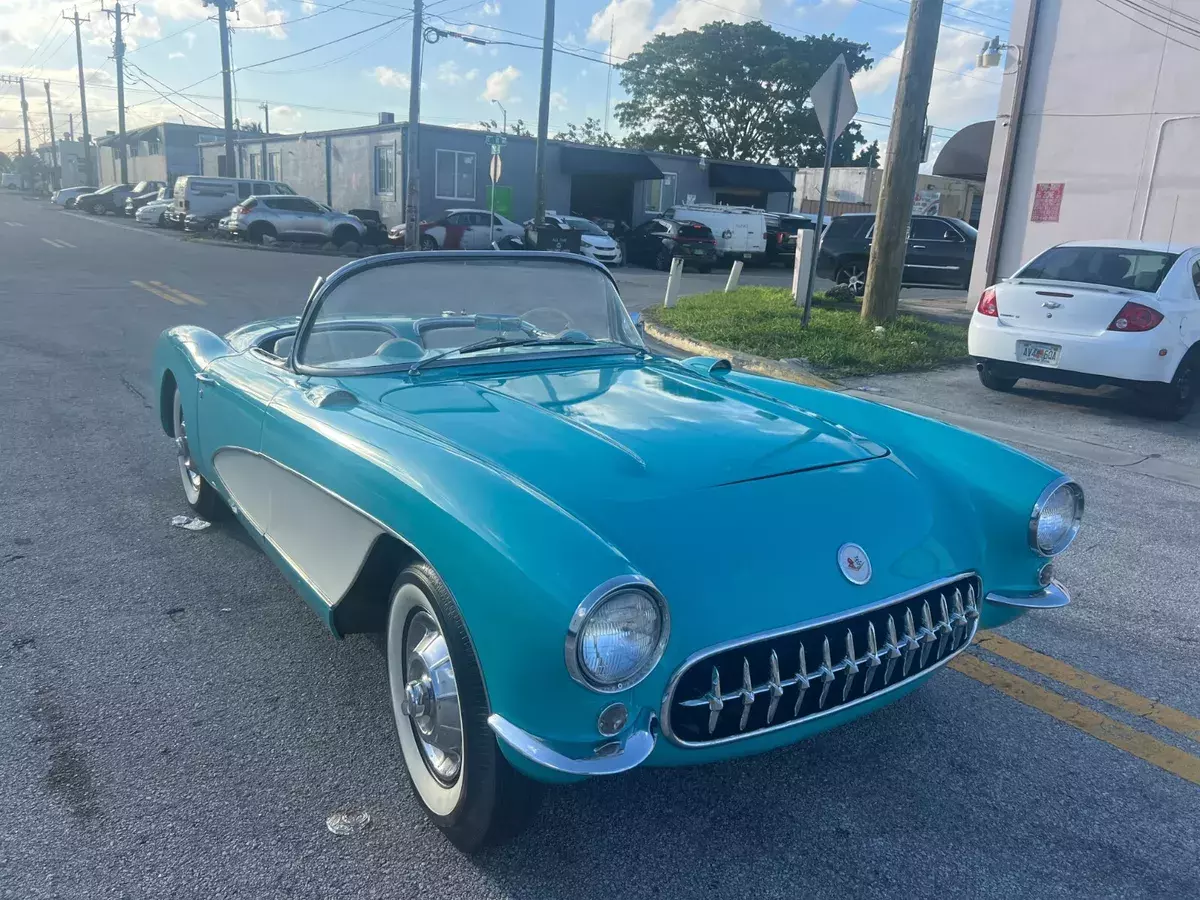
159,371,177,436
331,533,422,635
332,224,356,239
249,221,275,235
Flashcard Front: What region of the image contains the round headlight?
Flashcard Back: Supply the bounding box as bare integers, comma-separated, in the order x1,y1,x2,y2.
566,579,669,692
1029,478,1084,556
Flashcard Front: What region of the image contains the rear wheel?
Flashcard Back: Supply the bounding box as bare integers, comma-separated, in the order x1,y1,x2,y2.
835,263,867,297
655,247,674,271
978,361,1018,392
1149,354,1196,420
387,563,543,852
332,225,358,247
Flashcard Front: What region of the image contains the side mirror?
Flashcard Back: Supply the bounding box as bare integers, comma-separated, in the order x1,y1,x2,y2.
630,310,645,338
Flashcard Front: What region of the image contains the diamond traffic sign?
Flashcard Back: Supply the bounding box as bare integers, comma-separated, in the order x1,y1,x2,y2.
809,54,858,143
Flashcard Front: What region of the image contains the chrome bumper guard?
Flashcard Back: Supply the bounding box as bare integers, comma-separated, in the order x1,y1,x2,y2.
488,712,657,777
986,579,1070,609
662,573,982,747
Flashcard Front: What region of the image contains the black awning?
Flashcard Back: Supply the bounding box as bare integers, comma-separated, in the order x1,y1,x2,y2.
559,146,663,179
708,162,795,193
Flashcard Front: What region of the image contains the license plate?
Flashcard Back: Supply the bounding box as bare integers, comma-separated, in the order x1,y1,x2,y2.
692,248,705,256
743,253,752,259
1017,340,1061,366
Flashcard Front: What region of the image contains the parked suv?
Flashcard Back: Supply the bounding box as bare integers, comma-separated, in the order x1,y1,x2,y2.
225,195,367,246
816,213,977,295
765,212,816,266
625,218,718,272
170,175,295,228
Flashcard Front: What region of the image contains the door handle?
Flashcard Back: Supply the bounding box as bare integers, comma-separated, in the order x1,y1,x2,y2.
195,373,216,384
910,244,926,249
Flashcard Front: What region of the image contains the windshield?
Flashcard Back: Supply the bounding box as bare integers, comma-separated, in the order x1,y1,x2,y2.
565,216,608,236
1016,246,1179,292
296,256,643,372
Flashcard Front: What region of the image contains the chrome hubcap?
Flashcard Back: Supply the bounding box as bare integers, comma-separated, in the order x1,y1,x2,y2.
403,611,462,785
173,398,202,500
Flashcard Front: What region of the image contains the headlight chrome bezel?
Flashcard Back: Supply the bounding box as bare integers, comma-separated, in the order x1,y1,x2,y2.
1028,477,1084,557
565,575,670,693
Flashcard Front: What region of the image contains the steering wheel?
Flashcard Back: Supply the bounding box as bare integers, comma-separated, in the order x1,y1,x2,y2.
519,307,575,335
374,337,425,361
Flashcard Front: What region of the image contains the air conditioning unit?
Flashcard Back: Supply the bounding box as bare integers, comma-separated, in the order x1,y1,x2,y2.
378,112,395,125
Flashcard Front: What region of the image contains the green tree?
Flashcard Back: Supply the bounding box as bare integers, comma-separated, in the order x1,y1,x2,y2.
477,118,533,137
0,151,11,173
616,20,873,166
552,117,617,147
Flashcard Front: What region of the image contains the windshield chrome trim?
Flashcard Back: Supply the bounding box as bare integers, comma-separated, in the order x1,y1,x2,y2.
291,250,639,378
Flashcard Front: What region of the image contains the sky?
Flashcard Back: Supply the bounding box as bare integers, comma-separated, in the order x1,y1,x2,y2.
0,0,1014,168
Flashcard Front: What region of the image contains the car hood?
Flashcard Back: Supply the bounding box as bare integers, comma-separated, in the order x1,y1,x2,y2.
365,360,887,506
581,234,617,249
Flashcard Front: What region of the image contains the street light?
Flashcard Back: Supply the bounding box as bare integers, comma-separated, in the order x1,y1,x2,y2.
492,99,507,134
977,36,1010,68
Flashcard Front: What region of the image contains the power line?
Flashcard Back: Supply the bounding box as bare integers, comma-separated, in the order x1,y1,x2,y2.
126,18,213,55
231,0,356,29
1090,0,1200,51
236,13,411,72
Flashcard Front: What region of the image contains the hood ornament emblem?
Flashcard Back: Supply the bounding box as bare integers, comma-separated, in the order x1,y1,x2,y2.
838,543,872,585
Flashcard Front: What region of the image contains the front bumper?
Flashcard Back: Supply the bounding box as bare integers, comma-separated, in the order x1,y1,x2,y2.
489,711,657,777
969,315,1180,385
986,579,1070,609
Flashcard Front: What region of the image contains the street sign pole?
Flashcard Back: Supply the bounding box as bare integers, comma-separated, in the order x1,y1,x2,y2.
802,55,856,326
490,150,498,247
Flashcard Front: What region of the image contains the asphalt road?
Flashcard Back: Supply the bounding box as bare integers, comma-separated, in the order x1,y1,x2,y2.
2,194,1198,899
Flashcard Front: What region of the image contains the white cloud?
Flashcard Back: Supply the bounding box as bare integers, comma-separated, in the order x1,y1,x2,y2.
270,105,302,129
168,51,185,59
481,65,519,102
437,60,478,85
302,0,318,11
481,1,501,14
230,0,287,39
372,66,410,89
550,90,568,111
587,0,763,59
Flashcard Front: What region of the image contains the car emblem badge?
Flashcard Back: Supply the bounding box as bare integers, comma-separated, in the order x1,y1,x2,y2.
838,543,872,585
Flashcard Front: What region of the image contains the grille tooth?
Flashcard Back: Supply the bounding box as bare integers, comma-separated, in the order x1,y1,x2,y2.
667,576,980,745
863,621,881,694
737,658,755,731
705,667,723,735
766,651,784,724
883,615,901,685
817,637,835,710
919,600,937,668
902,608,919,676
793,644,810,716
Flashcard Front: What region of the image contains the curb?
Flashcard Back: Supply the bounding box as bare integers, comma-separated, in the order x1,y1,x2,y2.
184,234,394,259
643,320,840,391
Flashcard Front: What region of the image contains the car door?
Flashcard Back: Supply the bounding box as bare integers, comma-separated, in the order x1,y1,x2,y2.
193,350,290,478
439,212,472,250
906,217,966,287
627,221,657,263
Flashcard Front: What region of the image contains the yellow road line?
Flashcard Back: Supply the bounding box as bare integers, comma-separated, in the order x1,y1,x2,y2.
131,280,185,306
950,653,1200,786
976,631,1200,741
149,280,205,306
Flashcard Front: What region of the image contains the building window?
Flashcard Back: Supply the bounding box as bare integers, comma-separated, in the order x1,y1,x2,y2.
375,144,395,195
248,153,261,179
268,151,281,181
435,149,476,201
646,172,677,212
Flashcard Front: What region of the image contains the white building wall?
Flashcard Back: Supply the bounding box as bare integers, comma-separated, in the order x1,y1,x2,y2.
972,0,1200,297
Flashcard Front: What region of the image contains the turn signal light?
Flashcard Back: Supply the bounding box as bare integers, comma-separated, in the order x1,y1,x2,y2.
1107,301,1163,332
977,287,998,317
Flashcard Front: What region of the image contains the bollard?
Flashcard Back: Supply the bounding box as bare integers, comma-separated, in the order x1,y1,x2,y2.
724,259,744,293
792,228,816,306
663,255,684,308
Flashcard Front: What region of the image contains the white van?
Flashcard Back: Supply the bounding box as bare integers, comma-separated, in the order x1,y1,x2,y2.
170,175,296,227
665,203,768,261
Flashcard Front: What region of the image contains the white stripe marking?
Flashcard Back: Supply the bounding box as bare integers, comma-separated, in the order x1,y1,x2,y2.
5,221,24,227
41,237,64,248
57,240,76,248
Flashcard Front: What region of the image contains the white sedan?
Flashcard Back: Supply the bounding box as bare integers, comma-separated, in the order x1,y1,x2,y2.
388,209,523,250
969,240,1199,419
136,197,173,226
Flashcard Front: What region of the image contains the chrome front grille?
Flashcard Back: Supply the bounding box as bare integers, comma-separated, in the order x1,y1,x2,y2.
662,574,981,747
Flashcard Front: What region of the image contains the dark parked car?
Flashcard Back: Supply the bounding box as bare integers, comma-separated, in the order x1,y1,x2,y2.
625,218,718,272
816,213,977,295
75,180,163,215
124,186,167,216
765,213,816,266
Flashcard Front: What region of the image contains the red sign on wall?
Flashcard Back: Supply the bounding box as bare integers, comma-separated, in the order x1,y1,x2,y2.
1031,182,1064,222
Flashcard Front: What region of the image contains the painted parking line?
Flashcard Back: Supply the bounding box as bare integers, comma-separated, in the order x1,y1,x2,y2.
975,631,1200,741
5,221,24,227
951,653,1200,786
41,237,74,248
131,280,186,306
149,280,205,305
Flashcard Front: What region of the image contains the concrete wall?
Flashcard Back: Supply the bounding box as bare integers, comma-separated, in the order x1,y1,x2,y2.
972,0,1200,297
795,167,884,206
98,123,211,186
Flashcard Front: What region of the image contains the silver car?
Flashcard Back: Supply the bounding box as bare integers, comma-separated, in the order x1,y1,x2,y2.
225,195,367,246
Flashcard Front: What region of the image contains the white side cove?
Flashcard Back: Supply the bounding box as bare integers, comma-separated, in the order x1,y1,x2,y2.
213,449,383,606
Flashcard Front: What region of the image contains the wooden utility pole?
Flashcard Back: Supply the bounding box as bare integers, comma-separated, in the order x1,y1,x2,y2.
860,0,944,322
44,82,60,191
102,2,135,183
200,0,239,177
532,0,555,226
404,0,423,250
64,8,93,184
0,77,32,179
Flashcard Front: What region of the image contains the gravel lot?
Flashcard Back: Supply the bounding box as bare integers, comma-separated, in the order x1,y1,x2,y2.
2,194,1197,899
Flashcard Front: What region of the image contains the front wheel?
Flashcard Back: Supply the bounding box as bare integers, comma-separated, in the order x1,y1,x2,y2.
654,247,674,271
835,263,867,297
420,234,438,251
1149,355,1196,420
171,387,228,520
387,564,543,851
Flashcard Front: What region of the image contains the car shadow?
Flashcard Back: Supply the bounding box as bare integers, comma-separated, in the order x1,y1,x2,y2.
1008,380,1199,432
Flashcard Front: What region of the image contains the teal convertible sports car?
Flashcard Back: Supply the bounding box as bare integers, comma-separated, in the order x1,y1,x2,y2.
154,252,1083,851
